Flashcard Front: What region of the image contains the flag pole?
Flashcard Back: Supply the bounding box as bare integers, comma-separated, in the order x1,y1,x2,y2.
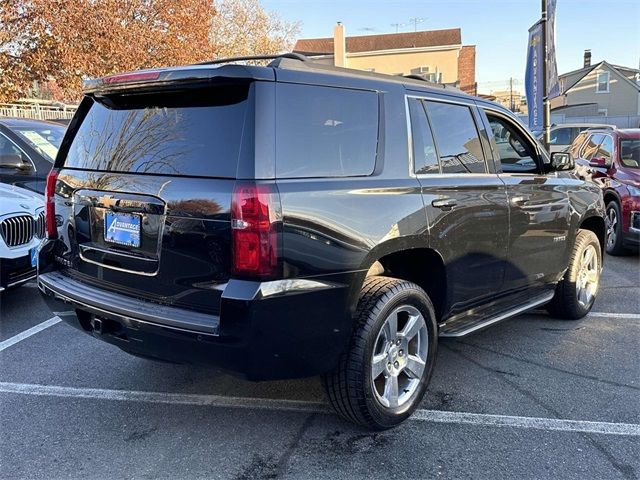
541,0,551,150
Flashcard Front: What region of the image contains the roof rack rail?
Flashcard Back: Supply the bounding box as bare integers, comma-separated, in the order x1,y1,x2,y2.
401,74,462,91
403,74,433,82
196,52,309,66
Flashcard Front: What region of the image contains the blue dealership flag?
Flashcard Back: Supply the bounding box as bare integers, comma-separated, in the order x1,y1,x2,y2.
525,22,543,130
547,0,560,98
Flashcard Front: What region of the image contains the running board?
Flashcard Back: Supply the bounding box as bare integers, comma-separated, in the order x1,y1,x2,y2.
439,292,555,338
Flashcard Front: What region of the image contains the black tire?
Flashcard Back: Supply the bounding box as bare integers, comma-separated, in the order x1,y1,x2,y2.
605,201,627,256
547,229,602,320
324,276,438,430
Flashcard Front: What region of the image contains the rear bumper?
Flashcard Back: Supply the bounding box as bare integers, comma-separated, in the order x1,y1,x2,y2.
38,268,357,381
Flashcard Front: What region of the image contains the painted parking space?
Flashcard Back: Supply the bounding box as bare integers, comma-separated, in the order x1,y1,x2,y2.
0,253,638,479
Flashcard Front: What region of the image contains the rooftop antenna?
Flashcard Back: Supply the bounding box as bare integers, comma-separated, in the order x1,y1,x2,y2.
391,23,405,33
409,17,425,32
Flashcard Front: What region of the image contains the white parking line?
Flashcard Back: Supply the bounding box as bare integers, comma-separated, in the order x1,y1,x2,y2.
588,312,640,320
0,381,638,437
0,316,61,353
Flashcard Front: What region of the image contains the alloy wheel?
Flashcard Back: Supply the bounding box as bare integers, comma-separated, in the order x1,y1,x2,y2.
606,207,618,250
371,305,428,411
576,244,599,308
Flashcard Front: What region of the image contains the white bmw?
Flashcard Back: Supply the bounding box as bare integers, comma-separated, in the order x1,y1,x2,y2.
0,183,45,291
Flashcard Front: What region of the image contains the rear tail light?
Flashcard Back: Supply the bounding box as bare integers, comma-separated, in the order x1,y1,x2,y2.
45,169,58,239
231,182,280,277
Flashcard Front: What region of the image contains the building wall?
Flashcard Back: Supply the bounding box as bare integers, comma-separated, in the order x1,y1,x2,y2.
309,48,461,83
457,45,476,94
354,48,460,81
565,65,640,116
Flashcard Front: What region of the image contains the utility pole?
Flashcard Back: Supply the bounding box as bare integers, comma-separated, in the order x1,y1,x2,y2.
510,77,514,111
409,17,424,32
541,0,551,150
391,23,404,33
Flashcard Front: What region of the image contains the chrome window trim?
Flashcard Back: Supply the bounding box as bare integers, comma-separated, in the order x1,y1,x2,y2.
405,93,491,178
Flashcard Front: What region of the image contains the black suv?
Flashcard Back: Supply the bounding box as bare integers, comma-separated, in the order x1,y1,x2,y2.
38,54,606,429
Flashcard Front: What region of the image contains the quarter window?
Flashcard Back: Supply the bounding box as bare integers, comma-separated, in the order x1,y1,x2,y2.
275,84,378,178
424,101,486,174
408,98,439,174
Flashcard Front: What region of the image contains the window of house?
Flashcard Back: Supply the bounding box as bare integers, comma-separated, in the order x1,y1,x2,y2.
485,114,538,174
424,101,487,174
408,98,439,174
596,71,610,93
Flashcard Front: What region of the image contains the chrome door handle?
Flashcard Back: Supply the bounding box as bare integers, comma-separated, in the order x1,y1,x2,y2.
432,198,458,209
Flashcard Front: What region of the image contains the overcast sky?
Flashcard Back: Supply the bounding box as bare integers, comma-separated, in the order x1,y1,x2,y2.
262,0,640,93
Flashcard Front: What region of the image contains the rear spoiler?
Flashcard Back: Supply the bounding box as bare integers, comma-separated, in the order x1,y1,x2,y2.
83,64,275,95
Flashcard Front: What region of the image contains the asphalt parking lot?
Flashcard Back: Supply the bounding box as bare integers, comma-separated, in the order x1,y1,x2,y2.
1,254,639,480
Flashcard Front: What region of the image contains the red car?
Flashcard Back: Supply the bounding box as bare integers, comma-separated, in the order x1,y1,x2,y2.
572,128,640,254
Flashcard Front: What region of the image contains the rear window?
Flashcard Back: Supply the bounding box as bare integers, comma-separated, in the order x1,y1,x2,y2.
63,85,250,178
275,83,378,178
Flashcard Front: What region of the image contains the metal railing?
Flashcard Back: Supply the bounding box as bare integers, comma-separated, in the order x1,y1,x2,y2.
0,103,77,120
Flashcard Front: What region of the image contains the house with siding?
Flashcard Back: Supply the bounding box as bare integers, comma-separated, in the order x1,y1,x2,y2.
294,24,477,95
551,52,640,117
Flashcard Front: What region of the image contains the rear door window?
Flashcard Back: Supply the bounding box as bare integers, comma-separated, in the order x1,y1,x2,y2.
275,83,378,178
424,101,486,174
62,85,251,178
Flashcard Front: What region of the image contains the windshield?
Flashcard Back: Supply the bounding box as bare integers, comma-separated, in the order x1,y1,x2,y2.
13,124,65,163
620,140,640,168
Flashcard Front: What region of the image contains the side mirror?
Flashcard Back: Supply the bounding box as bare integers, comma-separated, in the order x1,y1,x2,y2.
0,154,30,170
588,156,609,168
550,152,574,171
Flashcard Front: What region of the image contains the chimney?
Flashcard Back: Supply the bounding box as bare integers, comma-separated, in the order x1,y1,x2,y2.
584,49,591,68
333,22,346,68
